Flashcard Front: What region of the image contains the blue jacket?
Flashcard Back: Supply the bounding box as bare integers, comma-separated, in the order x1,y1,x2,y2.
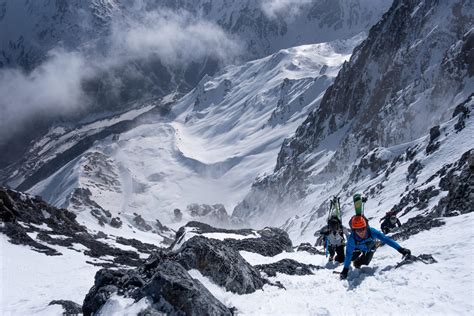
343,227,401,269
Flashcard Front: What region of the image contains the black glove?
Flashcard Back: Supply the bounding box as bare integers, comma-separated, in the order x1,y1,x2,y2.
398,247,411,257
340,267,349,280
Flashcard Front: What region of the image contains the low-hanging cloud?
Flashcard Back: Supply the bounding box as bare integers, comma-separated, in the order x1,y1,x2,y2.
260,0,314,20
0,49,93,142
0,7,243,146
110,9,243,66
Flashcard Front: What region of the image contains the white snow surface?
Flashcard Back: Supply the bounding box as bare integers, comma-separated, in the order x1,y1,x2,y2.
0,235,100,316
191,213,474,315
2,213,473,315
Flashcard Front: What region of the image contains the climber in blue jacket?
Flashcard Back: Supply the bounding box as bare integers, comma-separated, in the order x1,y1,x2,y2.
339,215,411,280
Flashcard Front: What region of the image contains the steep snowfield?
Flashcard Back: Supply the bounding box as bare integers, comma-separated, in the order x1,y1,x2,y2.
25,36,361,232
4,212,471,315
0,234,100,315
281,98,474,243
194,213,474,315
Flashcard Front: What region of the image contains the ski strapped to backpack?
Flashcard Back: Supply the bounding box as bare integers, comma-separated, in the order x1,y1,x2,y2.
328,196,342,221
353,193,367,216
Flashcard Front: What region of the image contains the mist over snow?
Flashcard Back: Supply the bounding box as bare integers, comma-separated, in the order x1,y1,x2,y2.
109,9,244,66
0,5,242,146
260,0,314,20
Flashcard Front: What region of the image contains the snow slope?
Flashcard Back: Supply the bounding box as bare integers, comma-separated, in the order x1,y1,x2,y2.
190,213,474,315
23,36,361,232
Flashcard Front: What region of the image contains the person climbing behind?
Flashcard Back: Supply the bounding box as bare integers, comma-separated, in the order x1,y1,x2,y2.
315,216,350,263
339,215,411,280
380,209,402,234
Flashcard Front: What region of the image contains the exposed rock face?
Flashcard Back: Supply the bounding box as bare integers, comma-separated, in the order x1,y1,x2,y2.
175,236,265,294
255,259,322,277
0,186,161,266
82,253,233,316
296,242,325,255
391,215,446,241
185,203,231,227
223,227,293,257
433,149,473,217
172,221,292,257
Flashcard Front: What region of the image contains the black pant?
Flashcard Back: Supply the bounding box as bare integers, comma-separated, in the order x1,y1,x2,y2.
351,251,375,268
381,222,392,234
328,245,345,263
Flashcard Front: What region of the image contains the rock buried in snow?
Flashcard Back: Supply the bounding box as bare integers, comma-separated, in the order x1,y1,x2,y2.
48,300,82,315
175,236,265,294
295,242,325,255
255,259,323,277
82,254,232,316
395,254,437,269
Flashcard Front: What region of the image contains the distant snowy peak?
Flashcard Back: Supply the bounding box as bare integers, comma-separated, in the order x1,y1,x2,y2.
158,0,391,58
0,0,120,68
0,0,391,68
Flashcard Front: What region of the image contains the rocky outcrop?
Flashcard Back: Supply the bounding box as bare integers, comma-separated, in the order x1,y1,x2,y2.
255,259,322,277
48,300,82,315
82,253,233,316
0,187,161,266
175,236,265,294
391,214,445,241
185,203,231,227
223,227,293,257
296,242,325,255
172,222,292,257
433,149,473,217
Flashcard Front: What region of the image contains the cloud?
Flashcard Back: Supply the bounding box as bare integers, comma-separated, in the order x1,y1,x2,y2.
0,7,243,146
260,0,314,20
0,49,93,142
108,9,243,67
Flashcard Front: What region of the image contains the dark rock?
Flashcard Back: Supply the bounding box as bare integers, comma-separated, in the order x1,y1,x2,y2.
185,203,231,226
83,254,232,316
133,213,153,232
452,94,472,132
175,236,265,294
295,242,325,255
406,160,423,183
48,300,82,315
110,217,122,228
391,214,445,241
429,125,441,142
405,146,417,161
255,259,322,277
434,150,473,216
0,186,160,267
426,141,440,155
224,227,293,257
175,220,294,257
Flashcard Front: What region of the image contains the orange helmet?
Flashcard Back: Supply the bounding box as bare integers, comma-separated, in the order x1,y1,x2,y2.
350,215,368,229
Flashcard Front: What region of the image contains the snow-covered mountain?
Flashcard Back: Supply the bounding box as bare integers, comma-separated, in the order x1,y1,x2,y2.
0,0,390,68
233,0,474,231
0,0,391,170
2,35,362,234
1,0,473,315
